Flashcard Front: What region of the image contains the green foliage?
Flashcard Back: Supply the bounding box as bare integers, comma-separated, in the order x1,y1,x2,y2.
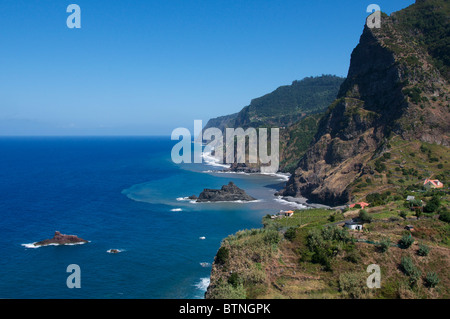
262,230,281,246
338,272,371,299
394,0,450,80
399,234,415,249
400,256,422,287
399,211,408,220
439,210,450,223
284,227,297,242
377,237,391,253
359,210,373,223
216,247,229,265
228,272,243,288
424,195,441,213
425,272,440,288
306,226,351,271
208,280,246,299
417,243,430,256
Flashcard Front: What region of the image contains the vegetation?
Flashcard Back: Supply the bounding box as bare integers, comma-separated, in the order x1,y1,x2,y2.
399,234,415,249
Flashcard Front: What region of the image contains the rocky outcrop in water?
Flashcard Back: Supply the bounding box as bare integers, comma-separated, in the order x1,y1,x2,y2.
34,231,88,247
196,182,256,202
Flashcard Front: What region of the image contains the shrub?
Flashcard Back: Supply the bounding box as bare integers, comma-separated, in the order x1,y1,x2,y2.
400,256,422,287
216,247,229,265
438,210,450,223
437,164,443,169
263,230,281,245
228,272,243,288
400,256,416,276
338,272,370,299
417,243,430,256
425,272,440,288
377,237,391,253
359,210,373,223
424,195,441,213
284,227,297,242
399,211,408,220
399,234,414,249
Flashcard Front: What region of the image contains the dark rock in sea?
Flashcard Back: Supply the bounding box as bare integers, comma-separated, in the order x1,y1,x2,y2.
34,231,88,247
188,195,198,200
196,182,256,202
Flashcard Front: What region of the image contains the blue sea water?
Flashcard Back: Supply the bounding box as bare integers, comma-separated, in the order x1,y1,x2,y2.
0,137,302,299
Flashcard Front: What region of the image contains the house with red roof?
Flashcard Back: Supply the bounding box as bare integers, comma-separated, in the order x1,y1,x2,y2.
423,178,444,190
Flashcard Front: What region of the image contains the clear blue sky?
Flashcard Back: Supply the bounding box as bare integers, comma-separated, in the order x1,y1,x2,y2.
0,0,415,135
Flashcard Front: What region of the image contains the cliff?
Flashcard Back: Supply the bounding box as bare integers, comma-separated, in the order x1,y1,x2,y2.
280,0,450,205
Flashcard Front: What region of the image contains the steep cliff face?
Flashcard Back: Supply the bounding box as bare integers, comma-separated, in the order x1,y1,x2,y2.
281,1,450,205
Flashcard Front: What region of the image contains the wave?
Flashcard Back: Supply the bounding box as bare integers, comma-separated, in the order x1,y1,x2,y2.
202,151,231,169
176,197,190,201
193,199,262,204
199,236,206,240
194,277,210,292
199,262,211,268
274,196,308,209
21,241,89,249
21,242,41,249
260,172,291,181
170,208,183,212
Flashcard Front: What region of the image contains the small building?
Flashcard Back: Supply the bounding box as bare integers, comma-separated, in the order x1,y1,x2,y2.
406,196,415,201
277,210,294,217
344,221,364,231
423,178,444,190
405,225,415,232
349,202,370,209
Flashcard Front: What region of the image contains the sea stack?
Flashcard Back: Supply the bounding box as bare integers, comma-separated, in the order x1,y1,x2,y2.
34,231,88,247
196,182,256,202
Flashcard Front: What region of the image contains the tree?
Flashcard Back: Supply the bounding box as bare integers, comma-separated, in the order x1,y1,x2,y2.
424,195,441,213
359,210,373,223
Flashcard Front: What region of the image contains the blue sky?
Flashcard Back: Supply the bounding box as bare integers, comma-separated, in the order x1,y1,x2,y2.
0,0,415,135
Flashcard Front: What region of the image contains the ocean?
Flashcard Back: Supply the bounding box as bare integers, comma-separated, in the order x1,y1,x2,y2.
0,136,304,299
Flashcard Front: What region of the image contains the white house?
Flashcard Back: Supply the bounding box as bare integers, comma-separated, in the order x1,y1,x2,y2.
344,221,364,231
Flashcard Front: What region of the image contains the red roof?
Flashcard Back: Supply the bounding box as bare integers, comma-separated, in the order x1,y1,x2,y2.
349,202,370,208
424,179,443,188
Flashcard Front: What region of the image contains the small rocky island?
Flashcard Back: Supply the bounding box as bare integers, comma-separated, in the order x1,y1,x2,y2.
34,231,88,247
194,182,256,202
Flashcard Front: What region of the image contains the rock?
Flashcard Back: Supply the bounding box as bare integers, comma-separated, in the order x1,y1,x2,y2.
196,182,256,202
188,195,198,200
108,249,120,254
279,4,450,206
34,231,88,247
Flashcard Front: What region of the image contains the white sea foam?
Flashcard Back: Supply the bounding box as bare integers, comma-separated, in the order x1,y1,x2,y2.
193,199,262,204
200,262,211,268
260,172,291,181
21,241,88,249
199,236,206,240
170,208,183,212
21,243,40,249
202,151,231,169
176,197,190,201
107,249,125,254
195,277,210,292
274,196,308,209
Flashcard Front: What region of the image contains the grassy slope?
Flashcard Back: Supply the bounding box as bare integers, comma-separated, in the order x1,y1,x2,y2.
207,193,450,299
